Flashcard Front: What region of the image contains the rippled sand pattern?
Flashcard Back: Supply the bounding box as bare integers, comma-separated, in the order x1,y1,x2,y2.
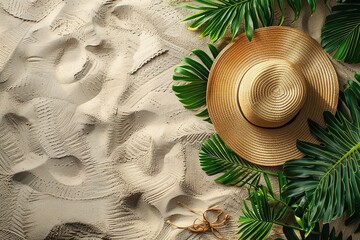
0,0,358,239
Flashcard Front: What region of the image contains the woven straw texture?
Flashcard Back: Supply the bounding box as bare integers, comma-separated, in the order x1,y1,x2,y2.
207,26,339,166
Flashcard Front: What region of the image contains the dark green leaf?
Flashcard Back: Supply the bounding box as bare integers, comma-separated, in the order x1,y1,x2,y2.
307,0,316,13
208,43,219,58
244,3,254,41
287,0,302,21
183,0,317,42
277,0,284,25
283,74,360,232
238,187,286,240
199,134,277,187
321,2,360,63
231,5,245,39
192,49,213,70
172,45,218,121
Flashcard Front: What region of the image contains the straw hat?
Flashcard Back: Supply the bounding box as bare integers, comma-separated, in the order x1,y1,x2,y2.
207,26,339,166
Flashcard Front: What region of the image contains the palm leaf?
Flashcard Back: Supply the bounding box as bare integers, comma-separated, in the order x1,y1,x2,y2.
283,75,360,230
182,0,316,42
183,0,280,42
238,186,287,240
321,1,360,63
199,133,278,187
172,44,219,122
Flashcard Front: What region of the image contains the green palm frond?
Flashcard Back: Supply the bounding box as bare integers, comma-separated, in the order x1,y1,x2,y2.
182,0,316,42
283,75,360,230
283,223,351,240
183,0,283,42
199,134,278,187
172,44,219,122
238,186,288,240
321,1,360,63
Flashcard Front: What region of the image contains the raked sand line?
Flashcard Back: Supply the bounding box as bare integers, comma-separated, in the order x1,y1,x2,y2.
2,99,120,200
0,0,62,22
0,0,358,239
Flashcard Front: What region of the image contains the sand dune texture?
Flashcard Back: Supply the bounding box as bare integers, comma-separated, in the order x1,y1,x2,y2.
0,0,358,239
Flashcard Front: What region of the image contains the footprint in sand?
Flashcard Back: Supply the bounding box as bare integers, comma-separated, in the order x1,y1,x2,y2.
13,155,85,188
5,26,106,104
47,156,85,186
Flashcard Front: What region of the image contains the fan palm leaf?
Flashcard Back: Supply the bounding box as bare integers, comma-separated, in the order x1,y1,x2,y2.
183,0,283,42
238,186,288,240
172,44,219,122
321,1,360,63
283,76,360,230
182,0,316,42
199,134,278,187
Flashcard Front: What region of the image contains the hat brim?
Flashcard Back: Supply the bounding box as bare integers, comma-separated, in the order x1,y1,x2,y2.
207,26,339,166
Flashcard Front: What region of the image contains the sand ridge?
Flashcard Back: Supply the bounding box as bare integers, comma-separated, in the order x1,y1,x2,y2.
0,0,359,239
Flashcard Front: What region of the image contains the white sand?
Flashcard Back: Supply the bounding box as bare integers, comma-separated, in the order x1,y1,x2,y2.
0,0,359,239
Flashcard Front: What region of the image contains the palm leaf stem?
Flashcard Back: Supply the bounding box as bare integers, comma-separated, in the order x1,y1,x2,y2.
273,221,303,231
240,215,304,231
268,195,291,211
309,141,360,206
325,142,360,176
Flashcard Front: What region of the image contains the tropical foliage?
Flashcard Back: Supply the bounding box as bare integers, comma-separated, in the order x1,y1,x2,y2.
182,0,316,42
199,134,278,187
183,0,360,63
283,75,360,231
321,1,360,63
172,44,218,122
172,33,360,239
238,187,284,239
173,0,360,238
238,173,290,240
197,73,360,239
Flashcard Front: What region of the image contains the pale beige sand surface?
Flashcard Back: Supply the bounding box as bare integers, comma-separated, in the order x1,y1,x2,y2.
0,0,359,239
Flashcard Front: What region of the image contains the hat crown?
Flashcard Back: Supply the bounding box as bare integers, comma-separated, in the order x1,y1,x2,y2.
238,59,307,128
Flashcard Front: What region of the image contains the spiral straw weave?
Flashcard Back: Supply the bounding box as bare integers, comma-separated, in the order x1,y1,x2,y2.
207,26,339,166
